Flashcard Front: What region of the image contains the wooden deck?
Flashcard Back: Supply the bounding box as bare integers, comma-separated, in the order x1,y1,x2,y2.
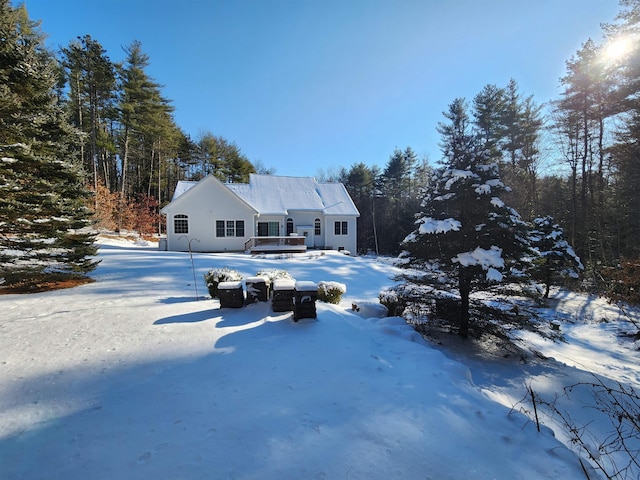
244,236,307,254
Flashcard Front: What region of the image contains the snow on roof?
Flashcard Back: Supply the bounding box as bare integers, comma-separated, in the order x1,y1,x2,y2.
225,174,359,216
171,180,197,201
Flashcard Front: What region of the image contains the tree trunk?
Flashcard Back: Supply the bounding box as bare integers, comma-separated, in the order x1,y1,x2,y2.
458,270,471,338
121,126,129,195
118,126,130,232
544,271,551,299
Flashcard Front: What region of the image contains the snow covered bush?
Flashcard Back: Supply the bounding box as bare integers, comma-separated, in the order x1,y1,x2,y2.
255,269,293,284
317,281,346,304
379,288,401,316
204,267,243,298
379,283,442,320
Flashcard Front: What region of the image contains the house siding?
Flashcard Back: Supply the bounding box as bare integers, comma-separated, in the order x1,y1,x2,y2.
324,215,357,254
161,174,360,254
163,177,255,252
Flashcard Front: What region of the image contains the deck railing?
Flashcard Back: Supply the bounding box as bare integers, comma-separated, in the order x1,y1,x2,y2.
244,236,307,252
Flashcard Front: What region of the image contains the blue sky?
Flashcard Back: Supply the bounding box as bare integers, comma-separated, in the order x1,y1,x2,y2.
24,0,620,177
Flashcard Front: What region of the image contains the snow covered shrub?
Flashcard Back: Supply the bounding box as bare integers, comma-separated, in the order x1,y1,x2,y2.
379,288,401,316
204,267,243,298
255,269,293,284
379,283,436,318
317,281,346,304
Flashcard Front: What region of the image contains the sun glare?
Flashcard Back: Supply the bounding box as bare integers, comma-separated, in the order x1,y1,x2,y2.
602,35,634,63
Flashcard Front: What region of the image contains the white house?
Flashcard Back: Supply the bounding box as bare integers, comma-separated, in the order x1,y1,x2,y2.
160,174,360,254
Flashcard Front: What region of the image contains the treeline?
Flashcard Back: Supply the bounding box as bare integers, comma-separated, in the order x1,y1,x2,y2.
335,0,640,283
55,35,258,229
329,78,542,256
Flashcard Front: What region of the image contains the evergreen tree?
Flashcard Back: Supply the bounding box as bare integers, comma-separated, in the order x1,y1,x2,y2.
60,35,117,192
530,216,584,298
608,116,640,258
343,162,378,254
501,78,524,166
602,0,640,260
554,39,614,265
117,40,174,197
400,99,530,337
473,79,544,222
0,0,98,287
195,132,255,183
472,83,505,161
377,147,419,254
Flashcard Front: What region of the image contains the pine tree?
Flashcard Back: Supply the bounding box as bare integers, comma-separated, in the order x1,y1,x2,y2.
499,79,543,221
377,147,420,255
530,216,584,298
0,0,98,287
195,132,255,183
400,99,531,337
60,35,117,192
554,39,614,265
472,83,505,161
343,162,378,254
117,40,174,197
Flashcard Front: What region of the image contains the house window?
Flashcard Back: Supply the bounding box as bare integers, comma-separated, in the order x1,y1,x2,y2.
286,218,294,235
314,218,321,236
216,220,245,237
174,214,189,234
334,221,348,235
258,221,279,236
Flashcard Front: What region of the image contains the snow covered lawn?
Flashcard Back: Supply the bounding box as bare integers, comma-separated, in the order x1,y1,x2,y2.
0,237,613,479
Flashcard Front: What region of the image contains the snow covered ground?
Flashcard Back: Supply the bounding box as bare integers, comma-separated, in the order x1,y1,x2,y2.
2,236,637,479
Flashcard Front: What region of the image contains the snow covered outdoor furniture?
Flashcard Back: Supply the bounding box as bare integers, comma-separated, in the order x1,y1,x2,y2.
245,276,270,303
218,281,244,308
293,281,318,321
271,278,296,312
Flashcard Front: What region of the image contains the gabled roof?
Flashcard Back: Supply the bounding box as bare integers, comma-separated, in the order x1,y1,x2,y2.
171,180,197,201
164,174,359,217
160,175,258,215
226,174,360,216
